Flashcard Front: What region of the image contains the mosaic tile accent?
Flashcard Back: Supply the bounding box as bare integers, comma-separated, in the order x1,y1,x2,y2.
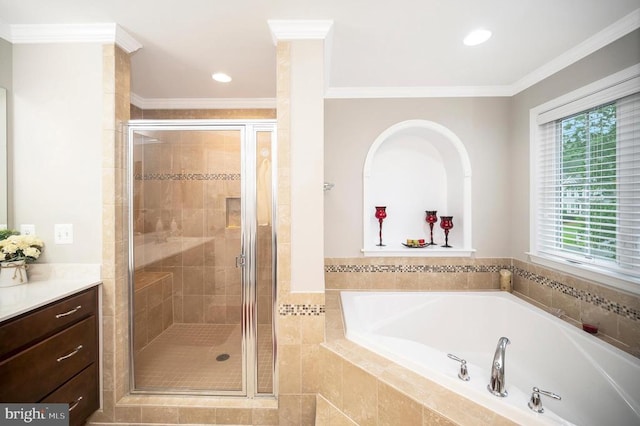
324,262,639,323
512,266,640,322
324,264,509,273
279,304,325,316
134,172,241,181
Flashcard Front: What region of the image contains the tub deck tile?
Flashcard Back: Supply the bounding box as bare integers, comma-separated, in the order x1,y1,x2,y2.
323,291,517,426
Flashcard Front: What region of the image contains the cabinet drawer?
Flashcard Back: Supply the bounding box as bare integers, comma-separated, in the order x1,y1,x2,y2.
0,287,97,357
41,363,99,426
0,315,97,402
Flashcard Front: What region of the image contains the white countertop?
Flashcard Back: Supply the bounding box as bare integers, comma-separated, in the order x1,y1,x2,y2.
0,263,101,323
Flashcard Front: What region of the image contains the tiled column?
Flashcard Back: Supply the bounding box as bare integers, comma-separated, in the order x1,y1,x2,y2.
91,43,130,423
275,39,326,425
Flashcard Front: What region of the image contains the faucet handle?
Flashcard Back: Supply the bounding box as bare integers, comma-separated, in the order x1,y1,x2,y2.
447,353,470,381
528,387,561,413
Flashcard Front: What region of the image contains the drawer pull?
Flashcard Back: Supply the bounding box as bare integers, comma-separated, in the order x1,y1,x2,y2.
55,305,82,319
56,345,83,362
69,396,83,412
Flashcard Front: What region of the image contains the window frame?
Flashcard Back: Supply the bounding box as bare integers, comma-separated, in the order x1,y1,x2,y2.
529,64,640,295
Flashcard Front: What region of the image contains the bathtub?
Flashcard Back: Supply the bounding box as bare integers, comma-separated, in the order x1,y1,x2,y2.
340,291,640,426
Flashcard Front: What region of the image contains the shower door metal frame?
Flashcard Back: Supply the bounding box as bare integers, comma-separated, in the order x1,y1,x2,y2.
126,119,277,398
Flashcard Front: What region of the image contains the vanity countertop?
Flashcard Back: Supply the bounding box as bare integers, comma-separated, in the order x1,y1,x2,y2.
0,264,101,323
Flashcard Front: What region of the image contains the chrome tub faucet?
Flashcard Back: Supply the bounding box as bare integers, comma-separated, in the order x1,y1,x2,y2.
488,336,510,397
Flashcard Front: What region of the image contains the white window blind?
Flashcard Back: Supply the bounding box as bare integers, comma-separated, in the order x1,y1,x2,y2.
535,90,640,281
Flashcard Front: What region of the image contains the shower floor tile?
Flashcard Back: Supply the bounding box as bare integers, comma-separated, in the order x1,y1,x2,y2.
134,323,273,393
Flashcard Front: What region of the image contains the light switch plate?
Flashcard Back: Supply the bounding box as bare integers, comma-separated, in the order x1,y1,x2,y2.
54,224,73,244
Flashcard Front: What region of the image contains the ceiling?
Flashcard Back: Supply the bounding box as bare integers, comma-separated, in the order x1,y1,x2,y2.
0,0,639,104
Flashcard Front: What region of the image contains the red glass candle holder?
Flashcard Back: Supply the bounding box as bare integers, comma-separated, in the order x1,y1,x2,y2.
374,206,387,246
440,216,454,248
425,210,438,245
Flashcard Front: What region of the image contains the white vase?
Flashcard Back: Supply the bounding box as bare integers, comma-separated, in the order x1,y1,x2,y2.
0,259,29,287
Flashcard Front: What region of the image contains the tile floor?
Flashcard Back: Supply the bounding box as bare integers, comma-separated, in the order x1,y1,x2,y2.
134,323,273,393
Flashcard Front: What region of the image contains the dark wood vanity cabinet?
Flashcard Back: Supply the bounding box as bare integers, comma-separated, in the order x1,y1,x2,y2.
0,286,100,425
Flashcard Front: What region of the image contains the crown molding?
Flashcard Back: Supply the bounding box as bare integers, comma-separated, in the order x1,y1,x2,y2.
510,8,640,95
268,19,335,94
325,85,514,99
114,25,143,53
130,93,276,110
7,23,142,53
267,19,334,45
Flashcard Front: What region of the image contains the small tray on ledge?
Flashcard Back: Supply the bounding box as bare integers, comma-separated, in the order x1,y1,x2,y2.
402,243,428,248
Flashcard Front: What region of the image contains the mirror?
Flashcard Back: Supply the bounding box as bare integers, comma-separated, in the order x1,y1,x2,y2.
0,87,6,229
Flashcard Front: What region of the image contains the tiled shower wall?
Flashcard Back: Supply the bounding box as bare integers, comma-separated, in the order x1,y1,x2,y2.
133,271,173,353
134,130,243,325
325,257,640,356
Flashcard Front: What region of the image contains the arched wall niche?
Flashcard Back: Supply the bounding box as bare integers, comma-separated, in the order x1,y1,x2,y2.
362,119,475,256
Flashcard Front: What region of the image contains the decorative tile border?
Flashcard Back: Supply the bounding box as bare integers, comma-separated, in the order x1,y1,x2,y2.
279,304,325,316
134,172,241,181
324,262,639,323
512,266,640,322
325,264,509,273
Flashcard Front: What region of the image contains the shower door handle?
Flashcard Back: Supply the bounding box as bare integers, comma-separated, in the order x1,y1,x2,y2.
236,254,246,268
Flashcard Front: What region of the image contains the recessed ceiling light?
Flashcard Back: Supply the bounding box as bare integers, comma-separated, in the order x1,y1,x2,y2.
463,29,492,46
212,72,232,83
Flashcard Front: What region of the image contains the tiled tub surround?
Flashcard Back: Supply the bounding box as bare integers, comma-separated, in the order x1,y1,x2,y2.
511,259,640,356
325,258,510,291
318,291,515,425
321,292,636,425
339,291,640,425
325,257,640,356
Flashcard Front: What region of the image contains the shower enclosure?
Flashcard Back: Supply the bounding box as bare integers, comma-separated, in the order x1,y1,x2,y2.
127,120,276,397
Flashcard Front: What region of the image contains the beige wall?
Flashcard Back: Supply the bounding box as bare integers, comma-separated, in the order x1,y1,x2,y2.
12,43,104,263
324,29,640,269
322,30,640,370
325,97,511,258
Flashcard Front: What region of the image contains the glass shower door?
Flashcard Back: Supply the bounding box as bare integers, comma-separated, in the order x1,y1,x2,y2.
254,128,275,395
129,126,246,394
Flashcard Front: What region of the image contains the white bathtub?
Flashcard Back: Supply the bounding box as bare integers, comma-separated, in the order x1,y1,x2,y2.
341,291,640,426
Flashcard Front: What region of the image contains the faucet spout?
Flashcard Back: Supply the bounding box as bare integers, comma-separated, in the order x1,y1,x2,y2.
487,336,510,397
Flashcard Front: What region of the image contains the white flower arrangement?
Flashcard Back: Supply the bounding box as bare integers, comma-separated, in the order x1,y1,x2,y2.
0,232,45,263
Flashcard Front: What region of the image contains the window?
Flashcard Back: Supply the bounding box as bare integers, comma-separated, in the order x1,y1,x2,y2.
557,103,617,260
531,66,640,289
